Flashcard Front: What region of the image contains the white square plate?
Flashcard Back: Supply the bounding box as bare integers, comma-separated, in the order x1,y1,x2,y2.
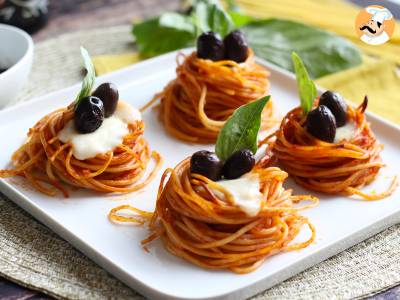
0,49,399,300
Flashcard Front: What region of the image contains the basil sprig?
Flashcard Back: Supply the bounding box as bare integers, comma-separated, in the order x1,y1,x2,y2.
133,0,233,57
215,96,270,161
192,0,234,37
75,47,96,107
133,0,362,78
291,52,317,115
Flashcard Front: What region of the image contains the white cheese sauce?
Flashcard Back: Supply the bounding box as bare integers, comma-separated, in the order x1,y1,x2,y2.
334,121,356,143
58,101,141,160
114,101,141,123
210,173,263,217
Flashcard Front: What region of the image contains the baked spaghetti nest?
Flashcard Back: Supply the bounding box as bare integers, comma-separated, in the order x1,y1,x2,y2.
0,104,162,196
270,97,398,200
110,158,317,274
143,49,277,143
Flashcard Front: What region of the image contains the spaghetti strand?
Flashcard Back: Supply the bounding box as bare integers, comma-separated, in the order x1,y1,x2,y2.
109,158,318,274
271,100,398,200
0,105,162,196
143,50,277,143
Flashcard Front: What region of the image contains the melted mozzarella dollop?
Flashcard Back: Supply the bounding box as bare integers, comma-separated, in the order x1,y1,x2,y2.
211,173,263,217
58,101,141,160
334,121,356,143
114,101,141,123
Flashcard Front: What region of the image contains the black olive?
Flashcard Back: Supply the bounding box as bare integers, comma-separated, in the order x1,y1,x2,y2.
319,91,348,127
197,32,225,61
306,105,337,143
190,150,223,181
92,83,119,118
222,149,255,179
74,96,105,134
223,30,249,63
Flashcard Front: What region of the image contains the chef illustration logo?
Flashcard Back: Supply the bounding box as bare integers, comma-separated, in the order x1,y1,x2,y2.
355,5,395,45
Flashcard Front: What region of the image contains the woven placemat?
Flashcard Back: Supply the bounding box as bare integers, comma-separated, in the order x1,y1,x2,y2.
1,26,400,300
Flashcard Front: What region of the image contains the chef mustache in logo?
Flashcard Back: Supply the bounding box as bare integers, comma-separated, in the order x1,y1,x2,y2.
359,23,377,34
358,6,393,45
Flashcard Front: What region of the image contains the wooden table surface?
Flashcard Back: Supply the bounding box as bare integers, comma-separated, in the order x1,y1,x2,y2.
0,0,399,299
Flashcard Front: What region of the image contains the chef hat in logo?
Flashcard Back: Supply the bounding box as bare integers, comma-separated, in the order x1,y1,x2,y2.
366,6,393,24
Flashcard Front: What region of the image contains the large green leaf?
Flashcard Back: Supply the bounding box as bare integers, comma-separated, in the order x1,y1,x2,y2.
132,0,233,57
215,96,270,161
132,15,196,58
241,19,362,78
229,10,254,28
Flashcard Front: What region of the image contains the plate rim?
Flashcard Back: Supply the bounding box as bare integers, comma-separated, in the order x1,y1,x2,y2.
0,48,399,300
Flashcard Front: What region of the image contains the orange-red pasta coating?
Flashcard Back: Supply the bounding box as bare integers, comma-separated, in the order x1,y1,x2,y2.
110,158,317,274
271,98,397,200
0,104,162,196
143,50,276,143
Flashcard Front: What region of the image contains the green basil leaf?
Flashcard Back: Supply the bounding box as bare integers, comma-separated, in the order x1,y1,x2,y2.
215,96,270,161
75,47,96,106
241,18,362,78
133,15,196,57
192,1,234,37
229,11,255,28
160,12,197,33
132,0,233,57
291,52,317,114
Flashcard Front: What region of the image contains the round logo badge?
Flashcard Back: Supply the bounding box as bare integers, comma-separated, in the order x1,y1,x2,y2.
355,5,395,45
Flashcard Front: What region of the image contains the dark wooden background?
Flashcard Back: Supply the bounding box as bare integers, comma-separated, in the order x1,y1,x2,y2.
0,0,399,299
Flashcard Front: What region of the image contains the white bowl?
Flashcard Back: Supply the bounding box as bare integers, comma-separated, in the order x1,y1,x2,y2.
0,24,34,107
